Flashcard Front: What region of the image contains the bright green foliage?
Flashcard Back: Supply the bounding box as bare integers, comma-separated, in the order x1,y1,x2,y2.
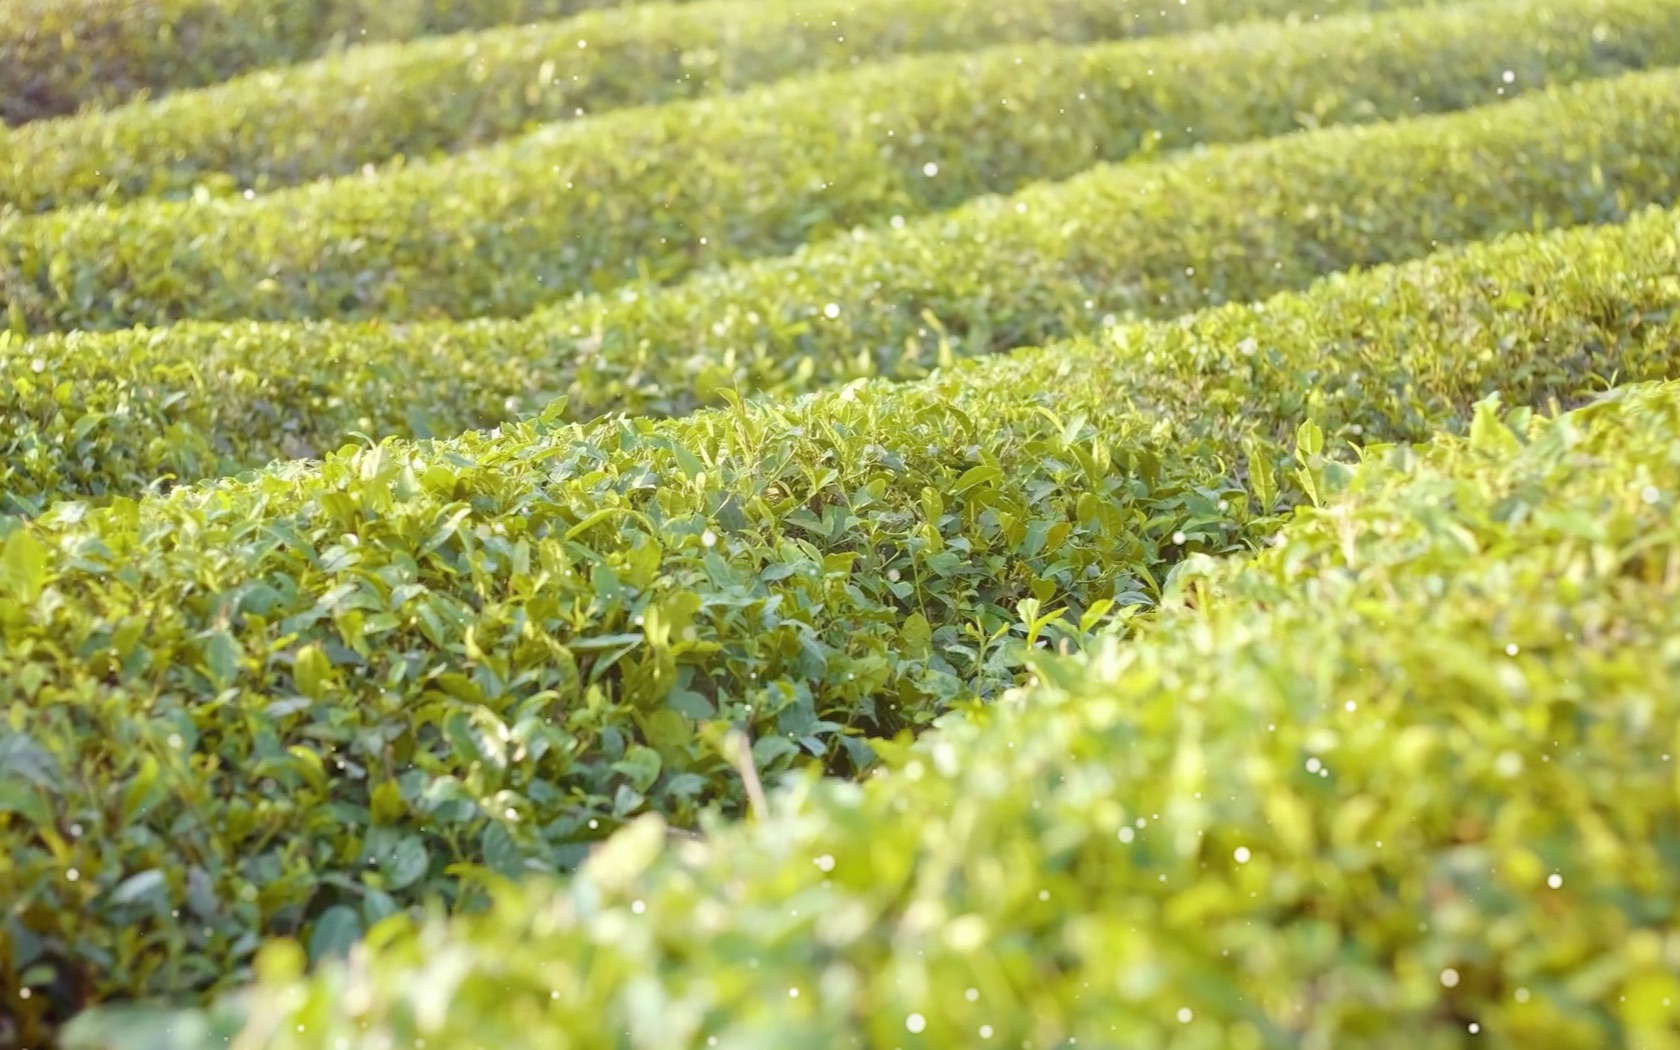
5,0,1676,333
5,0,1679,1043
3,206,1678,1039
7,67,1680,512
0,0,1437,214
59,377,1680,1050
0,0,668,126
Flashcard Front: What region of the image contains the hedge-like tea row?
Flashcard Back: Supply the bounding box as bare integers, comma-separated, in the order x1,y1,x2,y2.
62,377,1680,1050
0,0,1438,215
8,67,1680,513
3,205,1678,1040
4,0,1675,333
0,0,670,126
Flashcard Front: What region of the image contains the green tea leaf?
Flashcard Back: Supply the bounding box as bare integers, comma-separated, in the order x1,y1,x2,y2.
951,465,1002,495
110,870,168,907
383,837,429,892
292,644,331,700
481,822,525,880
306,906,363,964
0,529,46,604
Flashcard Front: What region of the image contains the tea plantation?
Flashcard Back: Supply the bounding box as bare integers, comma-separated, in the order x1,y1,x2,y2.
2,0,1679,1047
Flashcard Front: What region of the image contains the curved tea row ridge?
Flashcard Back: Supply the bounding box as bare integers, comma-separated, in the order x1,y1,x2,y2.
0,0,672,126
4,0,1673,334
61,375,1680,1050
6,68,1680,513
0,0,1441,215
4,205,1678,1036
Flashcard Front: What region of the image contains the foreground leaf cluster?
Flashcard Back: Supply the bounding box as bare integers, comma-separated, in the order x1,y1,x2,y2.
65,372,1680,1050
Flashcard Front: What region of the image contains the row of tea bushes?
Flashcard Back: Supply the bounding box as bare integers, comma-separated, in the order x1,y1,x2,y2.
0,0,667,125
4,206,1678,1041
6,68,1680,511
4,0,1674,332
0,0,1439,214
61,376,1680,1050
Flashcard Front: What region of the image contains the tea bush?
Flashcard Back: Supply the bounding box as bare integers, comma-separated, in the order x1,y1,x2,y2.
3,206,1678,1039
4,0,1676,333
6,67,1680,511
0,0,1436,214
0,0,671,125
58,376,1680,1050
